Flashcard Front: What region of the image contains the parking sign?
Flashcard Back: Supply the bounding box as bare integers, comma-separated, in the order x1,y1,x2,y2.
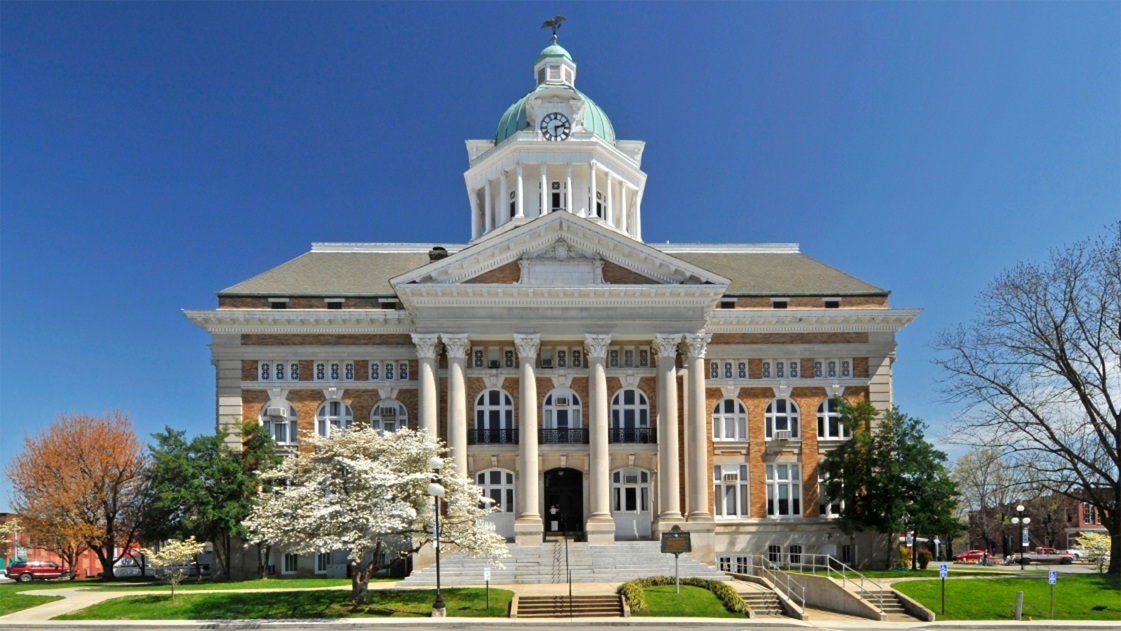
939,563,948,578
484,567,491,582
1048,570,1056,585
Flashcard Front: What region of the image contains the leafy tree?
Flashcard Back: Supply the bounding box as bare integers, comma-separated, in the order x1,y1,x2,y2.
141,537,206,599
6,412,148,580
245,427,508,605
935,223,1120,573
952,448,1025,556
823,399,959,569
145,419,279,581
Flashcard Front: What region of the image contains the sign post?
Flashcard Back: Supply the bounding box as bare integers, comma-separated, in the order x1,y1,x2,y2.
939,563,948,614
1048,570,1056,619
484,567,491,610
660,525,692,594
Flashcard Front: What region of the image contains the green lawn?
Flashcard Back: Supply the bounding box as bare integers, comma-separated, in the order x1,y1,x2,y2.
633,585,744,618
0,582,66,616
86,577,397,591
57,587,512,619
791,567,1046,580
894,574,1121,621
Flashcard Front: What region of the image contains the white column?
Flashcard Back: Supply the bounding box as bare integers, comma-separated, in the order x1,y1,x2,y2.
584,334,615,544
685,333,713,522
619,184,629,235
500,170,509,226
412,334,440,437
565,163,573,214
605,171,615,226
634,190,643,240
469,187,481,240
540,162,548,216
442,334,470,476
654,334,683,526
514,334,543,545
484,180,493,233
589,162,598,218
680,364,691,516
515,163,524,218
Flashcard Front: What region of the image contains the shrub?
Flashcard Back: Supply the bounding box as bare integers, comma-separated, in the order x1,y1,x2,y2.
917,549,933,570
617,576,748,615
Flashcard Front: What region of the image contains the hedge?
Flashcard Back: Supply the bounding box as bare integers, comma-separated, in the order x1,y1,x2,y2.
617,576,749,615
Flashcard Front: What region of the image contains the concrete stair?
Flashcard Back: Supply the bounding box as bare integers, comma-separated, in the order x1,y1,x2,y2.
400,540,730,586
738,589,784,616
515,595,624,618
858,588,909,616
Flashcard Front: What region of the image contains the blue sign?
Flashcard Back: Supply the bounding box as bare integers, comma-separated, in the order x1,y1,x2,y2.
1049,570,1057,585
1022,527,1030,546
939,563,948,578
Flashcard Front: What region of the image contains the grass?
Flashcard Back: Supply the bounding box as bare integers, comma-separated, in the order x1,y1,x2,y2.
86,577,398,591
632,585,744,618
893,574,1121,621
789,567,1047,580
56,587,513,620
0,582,66,616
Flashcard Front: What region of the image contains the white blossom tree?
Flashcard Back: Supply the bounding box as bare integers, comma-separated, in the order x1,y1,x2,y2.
244,427,508,605
141,537,206,600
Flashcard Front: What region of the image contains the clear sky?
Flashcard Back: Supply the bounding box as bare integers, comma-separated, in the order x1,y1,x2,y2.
2,2,1118,509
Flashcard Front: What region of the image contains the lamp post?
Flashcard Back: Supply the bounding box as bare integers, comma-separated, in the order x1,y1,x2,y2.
427,456,446,617
1010,505,1030,571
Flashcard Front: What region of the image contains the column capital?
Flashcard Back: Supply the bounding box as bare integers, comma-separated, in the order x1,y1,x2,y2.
513,333,540,360
440,334,470,359
584,334,612,360
685,333,712,360
653,334,682,358
411,334,441,359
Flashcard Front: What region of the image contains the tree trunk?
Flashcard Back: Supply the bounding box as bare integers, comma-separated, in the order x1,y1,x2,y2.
1108,512,1120,575
351,561,374,605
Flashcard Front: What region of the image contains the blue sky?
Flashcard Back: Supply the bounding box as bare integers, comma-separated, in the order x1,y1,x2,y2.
2,2,1118,508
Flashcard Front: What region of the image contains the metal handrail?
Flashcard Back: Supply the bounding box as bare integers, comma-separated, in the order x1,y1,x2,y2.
467,428,518,445
768,552,885,616
540,428,589,444
607,427,657,443
745,555,807,618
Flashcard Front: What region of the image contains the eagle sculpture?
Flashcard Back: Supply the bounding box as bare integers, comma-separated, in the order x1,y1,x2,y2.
541,15,566,37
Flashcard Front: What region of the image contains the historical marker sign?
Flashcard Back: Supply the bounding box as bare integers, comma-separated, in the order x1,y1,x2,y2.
661,525,692,554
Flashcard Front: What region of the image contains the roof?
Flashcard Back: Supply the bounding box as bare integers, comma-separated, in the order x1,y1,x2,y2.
535,43,573,65
217,243,885,297
495,84,616,146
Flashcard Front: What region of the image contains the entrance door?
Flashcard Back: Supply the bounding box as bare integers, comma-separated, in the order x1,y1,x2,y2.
544,468,583,536
612,468,652,539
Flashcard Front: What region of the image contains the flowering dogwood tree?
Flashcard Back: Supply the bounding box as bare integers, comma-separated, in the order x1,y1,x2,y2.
141,537,206,600
244,427,508,604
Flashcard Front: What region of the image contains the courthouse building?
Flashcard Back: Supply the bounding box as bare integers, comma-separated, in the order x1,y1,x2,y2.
187,37,919,574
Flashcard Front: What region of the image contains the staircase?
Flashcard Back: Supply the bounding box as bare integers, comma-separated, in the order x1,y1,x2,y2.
515,595,625,618
400,540,730,586
738,589,784,616
858,588,908,617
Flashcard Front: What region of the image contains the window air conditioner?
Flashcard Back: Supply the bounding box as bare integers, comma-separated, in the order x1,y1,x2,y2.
488,360,500,369
540,359,554,368
774,430,792,441
381,407,396,420
555,397,569,407
266,406,288,418
723,472,739,483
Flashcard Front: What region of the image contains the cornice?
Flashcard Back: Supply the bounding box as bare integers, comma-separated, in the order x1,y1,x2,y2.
705,308,921,333
398,285,726,309
184,309,416,334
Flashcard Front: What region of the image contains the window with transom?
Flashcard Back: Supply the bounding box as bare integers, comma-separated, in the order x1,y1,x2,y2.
610,389,649,430
476,469,515,514
612,468,650,514
713,464,749,518
712,398,748,441
765,463,802,517
371,400,407,434
316,401,353,436
819,469,843,518
765,399,800,440
817,398,851,439
260,403,298,445
543,389,582,429
475,390,515,430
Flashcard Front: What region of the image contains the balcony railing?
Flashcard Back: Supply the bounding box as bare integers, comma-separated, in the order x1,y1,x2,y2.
540,428,589,444
467,428,519,445
609,427,657,444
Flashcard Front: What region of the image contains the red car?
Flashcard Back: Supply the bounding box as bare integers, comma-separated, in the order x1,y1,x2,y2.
6,561,72,582
954,550,987,563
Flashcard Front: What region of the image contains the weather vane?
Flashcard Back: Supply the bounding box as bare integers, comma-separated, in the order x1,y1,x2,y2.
541,15,566,43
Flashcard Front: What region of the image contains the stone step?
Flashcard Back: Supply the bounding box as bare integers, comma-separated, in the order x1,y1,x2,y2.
516,595,624,618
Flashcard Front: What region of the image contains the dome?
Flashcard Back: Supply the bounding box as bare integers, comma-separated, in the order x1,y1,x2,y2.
535,43,574,65
494,84,616,146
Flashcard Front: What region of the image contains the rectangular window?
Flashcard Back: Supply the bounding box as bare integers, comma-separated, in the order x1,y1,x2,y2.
827,360,837,378
385,363,394,381
399,362,409,380
711,361,719,379
721,300,736,309
841,360,852,378
282,553,298,574
713,464,749,518
557,350,567,368
259,362,270,381
624,349,634,368
571,349,582,368
609,349,619,368
819,472,843,517
738,362,746,379
474,349,485,368
504,349,515,368
327,301,342,310
369,362,380,381
789,361,799,378
788,544,803,565
315,552,330,574
762,361,771,379
767,545,782,563
814,361,823,378
724,362,732,379
824,300,840,309
315,362,326,381
271,301,287,310
842,544,853,564
330,362,340,381
638,348,649,367
290,362,300,381
344,362,354,381
772,300,788,309
766,464,802,518
776,361,784,379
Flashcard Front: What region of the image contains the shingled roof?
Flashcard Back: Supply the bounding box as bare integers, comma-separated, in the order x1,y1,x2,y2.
217,244,885,297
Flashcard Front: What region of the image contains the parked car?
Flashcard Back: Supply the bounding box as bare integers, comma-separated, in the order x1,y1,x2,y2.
953,550,987,562
7,561,71,582
1005,547,1075,565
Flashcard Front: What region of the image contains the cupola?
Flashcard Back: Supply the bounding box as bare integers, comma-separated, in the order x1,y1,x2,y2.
533,37,577,87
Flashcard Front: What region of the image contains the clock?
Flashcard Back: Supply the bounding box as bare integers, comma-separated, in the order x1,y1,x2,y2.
539,112,571,141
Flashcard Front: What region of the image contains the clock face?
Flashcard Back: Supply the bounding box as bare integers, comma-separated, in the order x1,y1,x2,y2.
540,112,571,141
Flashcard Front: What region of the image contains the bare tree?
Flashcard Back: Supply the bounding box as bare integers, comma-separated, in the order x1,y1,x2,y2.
935,222,1120,573
952,448,1025,555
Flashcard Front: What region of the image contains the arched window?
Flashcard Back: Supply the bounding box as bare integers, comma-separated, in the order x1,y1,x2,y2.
542,389,583,444
260,403,298,445
765,399,800,440
610,389,651,443
371,399,408,434
474,389,515,444
475,468,515,514
712,398,748,441
817,398,850,439
316,401,353,437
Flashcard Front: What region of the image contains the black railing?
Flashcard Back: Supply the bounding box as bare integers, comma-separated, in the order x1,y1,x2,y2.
608,427,657,444
540,428,589,444
467,428,519,445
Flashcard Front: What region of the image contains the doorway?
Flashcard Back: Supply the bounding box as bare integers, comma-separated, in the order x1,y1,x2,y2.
544,468,583,537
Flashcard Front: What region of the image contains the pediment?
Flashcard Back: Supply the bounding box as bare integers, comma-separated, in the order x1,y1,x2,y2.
391,213,729,289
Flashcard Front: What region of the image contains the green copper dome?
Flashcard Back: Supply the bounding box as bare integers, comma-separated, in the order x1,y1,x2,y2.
535,43,574,65
494,84,616,146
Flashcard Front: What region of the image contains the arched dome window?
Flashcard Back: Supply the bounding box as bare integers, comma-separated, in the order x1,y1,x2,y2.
371,400,408,434
316,400,353,437
473,389,515,444
260,403,298,446
817,398,850,439
712,398,748,441
765,399,800,440
610,389,651,443
542,389,584,444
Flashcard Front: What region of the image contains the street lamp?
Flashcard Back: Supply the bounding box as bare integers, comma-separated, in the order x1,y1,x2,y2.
1010,505,1030,571
427,456,446,617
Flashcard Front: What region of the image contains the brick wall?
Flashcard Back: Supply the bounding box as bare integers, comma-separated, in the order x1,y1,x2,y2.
602,261,658,284
464,261,521,284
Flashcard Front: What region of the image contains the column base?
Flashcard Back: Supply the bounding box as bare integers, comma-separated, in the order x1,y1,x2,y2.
652,515,685,539
431,607,447,618
514,517,544,546
585,515,615,545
